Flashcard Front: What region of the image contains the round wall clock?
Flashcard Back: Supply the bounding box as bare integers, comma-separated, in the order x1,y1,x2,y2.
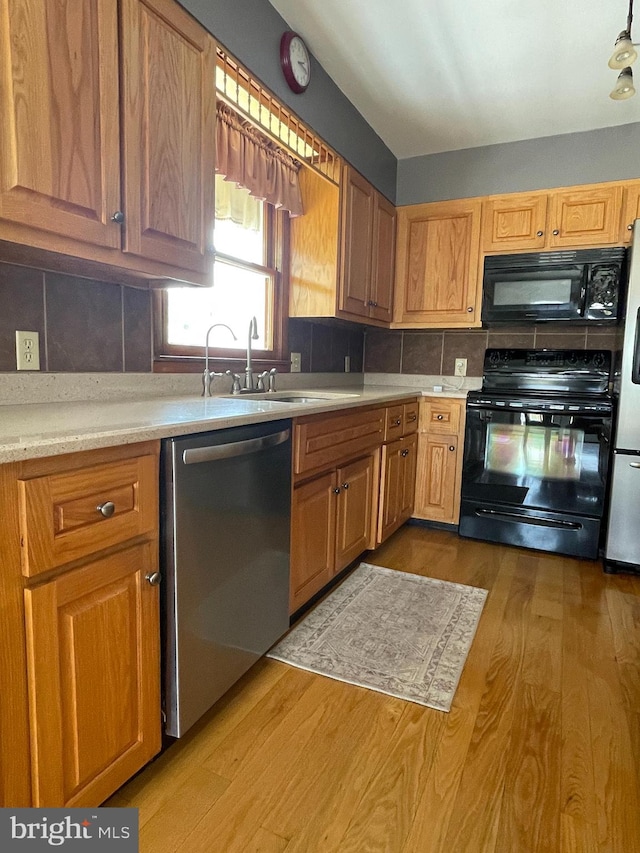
280,31,311,94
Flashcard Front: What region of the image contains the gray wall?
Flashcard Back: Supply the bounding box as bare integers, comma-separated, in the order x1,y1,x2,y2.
397,122,640,206
179,0,397,202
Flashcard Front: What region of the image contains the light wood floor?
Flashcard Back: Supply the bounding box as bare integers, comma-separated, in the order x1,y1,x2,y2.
108,526,640,852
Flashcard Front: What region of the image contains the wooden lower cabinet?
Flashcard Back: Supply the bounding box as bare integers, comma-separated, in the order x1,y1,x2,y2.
414,397,465,525
290,453,377,613
377,434,417,543
25,542,161,807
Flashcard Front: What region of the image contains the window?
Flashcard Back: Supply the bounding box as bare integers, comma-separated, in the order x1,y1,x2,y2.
155,177,288,368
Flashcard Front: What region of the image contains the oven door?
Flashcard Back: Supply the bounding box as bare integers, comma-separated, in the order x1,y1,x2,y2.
459,401,612,557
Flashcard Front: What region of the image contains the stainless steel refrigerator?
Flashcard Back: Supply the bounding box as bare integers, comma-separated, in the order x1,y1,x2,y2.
605,220,640,573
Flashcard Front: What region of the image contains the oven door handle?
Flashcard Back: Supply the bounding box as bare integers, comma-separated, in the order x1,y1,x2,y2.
474,508,582,530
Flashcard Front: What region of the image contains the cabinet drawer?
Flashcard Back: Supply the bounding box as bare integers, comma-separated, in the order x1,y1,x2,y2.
294,407,385,476
384,405,404,441
403,402,419,435
19,454,158,577
420,399,462,434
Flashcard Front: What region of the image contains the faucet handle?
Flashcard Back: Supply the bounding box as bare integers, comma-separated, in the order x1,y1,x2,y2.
268,368,278,393
225,370,242,395
202,369,212,397
256,370,269,392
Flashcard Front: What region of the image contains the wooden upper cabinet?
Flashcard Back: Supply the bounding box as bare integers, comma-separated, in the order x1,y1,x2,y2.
547,184,624,247
0,0,121,248
339,165,374,317
394,198,482,327
370,192,396,322
290,164,396,326
120,0,216,274
622,181,640,244
481,193,548,252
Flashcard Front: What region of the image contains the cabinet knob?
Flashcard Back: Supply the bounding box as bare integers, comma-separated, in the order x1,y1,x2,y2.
401,449,409,457
467,306,474,313
145,572,162,586
111,210,125,224
628,223,634,231
553,229,559,235
449,445,455,452
407,413,417,422
394,417,402,426
333,487,341,495
536,230,544,237
97,501,115,518
342,482,350,490
437,414,444,420
372,301,378,307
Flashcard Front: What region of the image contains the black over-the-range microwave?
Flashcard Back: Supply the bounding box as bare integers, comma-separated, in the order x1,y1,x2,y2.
481,247,627,325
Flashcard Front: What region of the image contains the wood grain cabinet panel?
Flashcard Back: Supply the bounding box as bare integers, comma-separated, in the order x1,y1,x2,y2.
547,184,624,248
335,455,376,569
394,198,482,327
290,164,396,326
0,0,121,248
481,193,548,252
293,406,385,477
19,454,158,578
120,0,216,274
414,397,465,525
0,0,215,285
377,434,417,543
290,472,337,613
622,181,640,244
24,542,161,807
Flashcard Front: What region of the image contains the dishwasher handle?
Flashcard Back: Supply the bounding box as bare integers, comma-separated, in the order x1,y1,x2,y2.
181,428,290,465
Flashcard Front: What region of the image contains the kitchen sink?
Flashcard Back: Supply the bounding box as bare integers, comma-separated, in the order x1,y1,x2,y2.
222,391,360,404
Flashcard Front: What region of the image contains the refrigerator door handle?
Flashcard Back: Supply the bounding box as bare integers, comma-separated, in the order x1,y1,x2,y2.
632,307,640,385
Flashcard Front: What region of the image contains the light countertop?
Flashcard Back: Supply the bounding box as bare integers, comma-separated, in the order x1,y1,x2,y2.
0,385,470,463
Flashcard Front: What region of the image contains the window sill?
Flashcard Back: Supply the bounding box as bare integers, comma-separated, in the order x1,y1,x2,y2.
153,356,291,374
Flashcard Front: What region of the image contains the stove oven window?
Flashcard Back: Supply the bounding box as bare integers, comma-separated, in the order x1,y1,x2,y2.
485,420,585,481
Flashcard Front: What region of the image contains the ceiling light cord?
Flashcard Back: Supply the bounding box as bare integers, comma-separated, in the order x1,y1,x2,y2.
609,0,637,98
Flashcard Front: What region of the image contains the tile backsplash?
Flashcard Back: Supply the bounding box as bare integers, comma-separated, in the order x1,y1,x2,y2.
0,258,623,377
363,325,625,377
0,262,153,372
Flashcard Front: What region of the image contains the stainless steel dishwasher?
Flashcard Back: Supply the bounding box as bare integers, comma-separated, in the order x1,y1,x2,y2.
161,419,291,737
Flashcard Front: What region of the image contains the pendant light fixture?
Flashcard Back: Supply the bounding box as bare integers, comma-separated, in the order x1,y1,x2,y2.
609,0,637,99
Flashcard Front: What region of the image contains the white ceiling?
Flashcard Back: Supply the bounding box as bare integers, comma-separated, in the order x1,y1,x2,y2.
268,0,640,159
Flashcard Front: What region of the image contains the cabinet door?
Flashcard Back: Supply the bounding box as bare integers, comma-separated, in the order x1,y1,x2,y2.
622,182,640,245
24,543,161,807
378,440,403,543
481,193,548,252
369,192,396,322
400,434,418,522
0,0,121,248
120,0,216,274
548,184,624,248
290,472,337,613
394,198,482,327
339,165,374,318
335,455,376,572
414,433,459,523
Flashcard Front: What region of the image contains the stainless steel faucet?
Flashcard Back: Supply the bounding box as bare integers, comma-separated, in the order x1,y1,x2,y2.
244,316,259,390
202,323,237,396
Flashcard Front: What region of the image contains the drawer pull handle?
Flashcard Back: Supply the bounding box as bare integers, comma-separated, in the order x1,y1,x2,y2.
437,414,444,420
407,413,417,421
97,501,115,518
145,572,162,586
394,418,402,426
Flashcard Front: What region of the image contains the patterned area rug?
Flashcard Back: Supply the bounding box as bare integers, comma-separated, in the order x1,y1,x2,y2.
268,563,488,711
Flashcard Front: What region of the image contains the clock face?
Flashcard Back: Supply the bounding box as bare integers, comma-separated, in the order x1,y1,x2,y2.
280,31,310,93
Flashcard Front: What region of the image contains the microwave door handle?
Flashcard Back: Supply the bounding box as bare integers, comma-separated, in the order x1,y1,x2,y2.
632,307,640,385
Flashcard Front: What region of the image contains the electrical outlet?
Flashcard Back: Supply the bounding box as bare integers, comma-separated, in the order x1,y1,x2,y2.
16,331,40,371
454,357,467,377
290,352,301,373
